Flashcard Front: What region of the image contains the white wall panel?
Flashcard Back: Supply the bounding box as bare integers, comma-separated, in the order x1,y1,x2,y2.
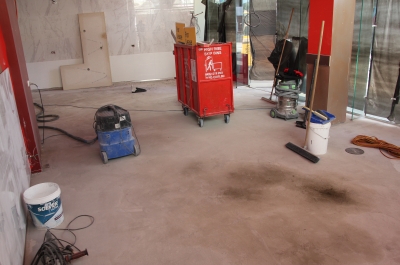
17,0,193,88
27,59,83,89
110,52,175,82
0,69,31,265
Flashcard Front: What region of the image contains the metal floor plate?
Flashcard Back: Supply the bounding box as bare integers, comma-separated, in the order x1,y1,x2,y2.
345,147,365,155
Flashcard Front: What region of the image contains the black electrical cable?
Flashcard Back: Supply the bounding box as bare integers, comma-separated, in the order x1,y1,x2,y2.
250,28,272,53
236,107,273,110
43,134,64,141
30,83,46,144
44,104,272,111
243,0,261,28
34,102,60,123
45,104,182,112
52,215,95,246
30,215,94,265
31,84,97,145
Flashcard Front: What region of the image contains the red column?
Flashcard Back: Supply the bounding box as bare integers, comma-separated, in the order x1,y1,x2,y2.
0,0,42,173
308,0,334,56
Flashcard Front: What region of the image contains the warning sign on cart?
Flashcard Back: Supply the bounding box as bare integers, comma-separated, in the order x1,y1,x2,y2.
197,45,231,81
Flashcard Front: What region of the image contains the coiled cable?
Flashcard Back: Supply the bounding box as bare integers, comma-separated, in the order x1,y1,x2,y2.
30,215,94,265
31,83,97,145
351,135,400,159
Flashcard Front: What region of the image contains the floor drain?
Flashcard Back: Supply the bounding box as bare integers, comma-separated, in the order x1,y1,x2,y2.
345,147,364,155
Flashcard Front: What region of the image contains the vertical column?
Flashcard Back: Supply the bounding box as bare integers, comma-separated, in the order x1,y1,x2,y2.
307,0,356,124
0,0,42,172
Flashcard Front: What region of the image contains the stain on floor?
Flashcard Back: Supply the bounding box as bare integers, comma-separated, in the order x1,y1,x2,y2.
223,187,261,200
204,163,384,263
221,164,357,206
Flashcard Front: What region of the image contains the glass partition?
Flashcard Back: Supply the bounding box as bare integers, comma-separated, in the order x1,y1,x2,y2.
203,0,250,87
276,0,309,93
348,0,375,118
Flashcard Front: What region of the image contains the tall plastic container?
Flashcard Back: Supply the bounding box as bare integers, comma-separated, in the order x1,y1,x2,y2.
174,43,234,127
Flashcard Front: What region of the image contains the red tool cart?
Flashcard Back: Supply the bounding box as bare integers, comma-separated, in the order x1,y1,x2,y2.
174,42,234,127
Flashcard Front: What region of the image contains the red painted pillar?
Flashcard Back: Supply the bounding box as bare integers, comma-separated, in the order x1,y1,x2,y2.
307,0,356,124
0,0,42,173
308,0,333,56
0,27,8,71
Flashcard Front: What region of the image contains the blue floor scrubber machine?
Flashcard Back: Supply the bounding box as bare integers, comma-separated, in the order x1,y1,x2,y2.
94,105,140,164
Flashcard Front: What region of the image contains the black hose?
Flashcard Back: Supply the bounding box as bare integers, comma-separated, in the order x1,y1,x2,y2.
38,125,97,145
33,92,97,145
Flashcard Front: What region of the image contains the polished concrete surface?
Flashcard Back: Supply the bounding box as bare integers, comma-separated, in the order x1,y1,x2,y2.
24,80,400,265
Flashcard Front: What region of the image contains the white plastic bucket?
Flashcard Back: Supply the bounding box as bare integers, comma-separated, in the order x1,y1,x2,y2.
306,122,331,155
23,182,64,228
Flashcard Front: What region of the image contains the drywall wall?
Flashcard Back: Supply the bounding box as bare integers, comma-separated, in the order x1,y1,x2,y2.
17,0,192,89
60,12,112,90
0,68,31,265
110,52,175,82
26,54,176,88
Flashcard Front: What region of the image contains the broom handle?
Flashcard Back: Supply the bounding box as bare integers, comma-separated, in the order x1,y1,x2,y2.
269,8,294,100
304,21,325,148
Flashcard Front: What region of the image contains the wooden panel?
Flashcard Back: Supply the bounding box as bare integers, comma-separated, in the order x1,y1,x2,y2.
328,0,356,123
60,12,112,90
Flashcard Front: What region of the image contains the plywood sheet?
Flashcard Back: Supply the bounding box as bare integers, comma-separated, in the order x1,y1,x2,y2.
60,12,112,90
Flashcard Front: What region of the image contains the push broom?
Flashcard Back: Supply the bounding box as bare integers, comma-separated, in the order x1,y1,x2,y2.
262,8,294,104
285,21,325,163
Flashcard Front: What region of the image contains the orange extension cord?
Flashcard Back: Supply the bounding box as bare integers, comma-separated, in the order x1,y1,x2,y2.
351,135,400,159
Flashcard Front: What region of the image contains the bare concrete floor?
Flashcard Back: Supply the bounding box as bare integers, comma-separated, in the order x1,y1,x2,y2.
24,80,400,265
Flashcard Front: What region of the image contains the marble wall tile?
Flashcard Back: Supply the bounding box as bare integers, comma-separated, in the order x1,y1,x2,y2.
103,0,130,33
18,13,82,62
0,69,30,265
107,32,135,55
80,0,107,14
17,0,194,62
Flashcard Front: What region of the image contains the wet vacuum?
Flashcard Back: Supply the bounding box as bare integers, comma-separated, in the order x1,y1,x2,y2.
94,105,140,164
270,78,301,120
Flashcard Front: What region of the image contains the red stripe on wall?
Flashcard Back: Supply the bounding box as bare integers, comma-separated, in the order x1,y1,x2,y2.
0,0,42,173
0,26,8,72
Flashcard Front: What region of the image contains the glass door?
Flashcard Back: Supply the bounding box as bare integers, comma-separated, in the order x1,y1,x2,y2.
203,0,250,87
235,0,250,86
